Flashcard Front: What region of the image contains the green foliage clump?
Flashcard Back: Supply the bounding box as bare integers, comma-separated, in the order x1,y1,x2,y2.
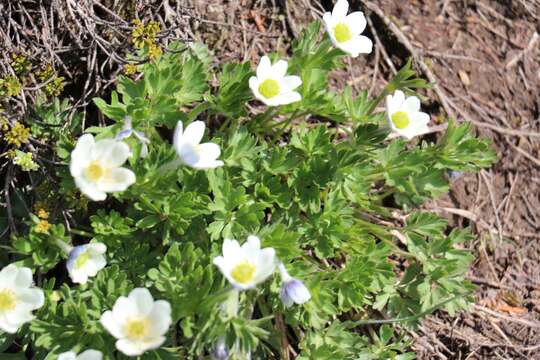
0,18,495,360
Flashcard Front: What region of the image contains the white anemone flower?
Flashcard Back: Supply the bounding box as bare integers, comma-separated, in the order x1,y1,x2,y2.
116,116,150,158
173,120,224,170
386,90,430,140
66,243,107,284
70,134,136,201
0,265,44,333
249,56,302,107
213,236,277,290
323,0,373,57
100,288,172,357
58,350,103,360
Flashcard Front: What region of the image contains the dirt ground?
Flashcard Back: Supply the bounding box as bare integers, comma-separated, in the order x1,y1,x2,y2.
1,0,539,358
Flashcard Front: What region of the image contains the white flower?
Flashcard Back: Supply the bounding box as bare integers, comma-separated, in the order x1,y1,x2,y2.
100,288,172,357
213,236,276,290
249,56,302,107
0,264,44,333
66,243,107,284
116,117,150,158
323,0,373,57
58,349,103,360
173,120,224,170
386,90,430,140
70,134,136,201
278,263,311,308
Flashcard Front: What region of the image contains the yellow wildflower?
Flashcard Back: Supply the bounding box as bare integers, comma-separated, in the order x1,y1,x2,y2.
35,219,51,233
123,63,139,76
4,122,30,147
37,208,49,219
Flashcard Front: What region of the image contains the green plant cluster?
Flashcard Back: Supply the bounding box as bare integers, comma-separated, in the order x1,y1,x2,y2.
0,21,495,359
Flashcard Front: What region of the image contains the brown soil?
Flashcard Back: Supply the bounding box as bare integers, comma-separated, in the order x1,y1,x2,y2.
2,0,539,358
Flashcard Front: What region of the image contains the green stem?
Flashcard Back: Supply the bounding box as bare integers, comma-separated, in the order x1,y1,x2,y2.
69,228,93,237
54,238,73,254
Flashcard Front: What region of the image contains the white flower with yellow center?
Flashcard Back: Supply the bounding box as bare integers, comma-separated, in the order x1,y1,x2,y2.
66,243,107,285
100,288,172,357
70,134,136,201
0,264,44,334
249,56,302,107
173,120,224,170
323,0,373,57
386,90,430,140
58,349,103,360
213,236,276,290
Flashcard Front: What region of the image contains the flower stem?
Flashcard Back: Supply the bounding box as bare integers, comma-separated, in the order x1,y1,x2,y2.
54,238,73,254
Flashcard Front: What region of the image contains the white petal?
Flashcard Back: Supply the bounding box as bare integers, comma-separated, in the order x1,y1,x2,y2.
222,239,241,259
253,248,276,285
244,236,261,252
148,300,172,335
93,140,131,168
178,143,201,167
75,177,107,202
14,267,33,289
112,296,139,323
129,288,154,316
100,311,125,339
192,159,224,170
78,350,103,360
322,12,333,28
391,90,406,108
69,268,89,284
58,351,77,360
345,12,367,34
0,265,19,288
97,168,136,192
339,35,373,57
182,121,206,146
0,315,21,333
197,143,221,162
173,120,184,153
283,76,302,91
256,56,272,79
70,134,95,177
88,243,107,254
272,60,288,78
404,96,421,113
16,288,44,309
89,254,107,272
115,339,145,357
267,92,301,106
414,111,431,126
332,0,349,19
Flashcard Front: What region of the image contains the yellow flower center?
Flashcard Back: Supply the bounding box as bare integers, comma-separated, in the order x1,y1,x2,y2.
84,161,105,182
0,289,16,312
231,261,256,284
334,23,353,43
258,79,280,99
391,111,410,129
124,318,150,340
74,251,90,269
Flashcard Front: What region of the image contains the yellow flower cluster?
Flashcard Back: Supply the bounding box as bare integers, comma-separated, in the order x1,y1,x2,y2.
123,63,139,76
4,121,30,147
37,65,65,97
11,53,31,75
0,75,22,97
37,208,49,219
131,19,162,60
35,219,51,233
13,151,39,171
